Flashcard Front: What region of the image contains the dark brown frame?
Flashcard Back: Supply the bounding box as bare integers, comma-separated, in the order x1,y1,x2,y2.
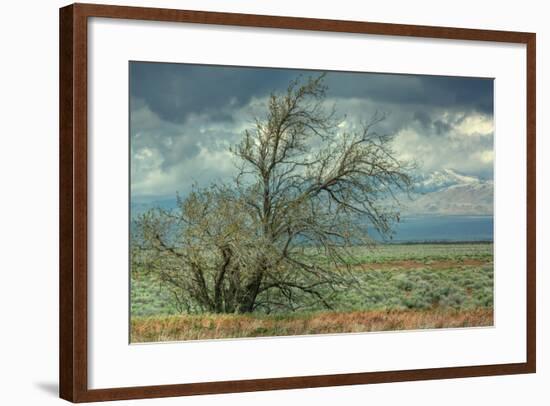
59,3,536,402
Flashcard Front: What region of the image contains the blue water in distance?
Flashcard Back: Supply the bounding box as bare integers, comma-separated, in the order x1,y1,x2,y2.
131,198,493,243
371,215,493,243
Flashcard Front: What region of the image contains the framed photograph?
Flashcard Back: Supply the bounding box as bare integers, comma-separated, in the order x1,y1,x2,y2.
59,3,536,402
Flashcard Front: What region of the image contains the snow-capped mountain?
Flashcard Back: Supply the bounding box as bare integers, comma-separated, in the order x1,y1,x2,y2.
403,169,493,216
413,168,480,193
131,168,493,218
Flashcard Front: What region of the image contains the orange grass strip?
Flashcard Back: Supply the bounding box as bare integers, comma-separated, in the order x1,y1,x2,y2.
131,308,493,343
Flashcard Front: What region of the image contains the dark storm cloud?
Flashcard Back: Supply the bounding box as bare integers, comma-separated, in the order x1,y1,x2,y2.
130,62,299,123
412,110,454,136
324,72,493,114
433,119,453,136
422,75,494,114
413,110,432,128
130,62,493,125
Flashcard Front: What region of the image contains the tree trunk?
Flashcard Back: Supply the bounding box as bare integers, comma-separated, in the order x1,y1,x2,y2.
213,247,232,313
236,266,265,313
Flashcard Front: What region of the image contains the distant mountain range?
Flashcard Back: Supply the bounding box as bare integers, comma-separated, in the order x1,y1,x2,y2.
131,168,493,218
413,168,481,193
404,169,493,216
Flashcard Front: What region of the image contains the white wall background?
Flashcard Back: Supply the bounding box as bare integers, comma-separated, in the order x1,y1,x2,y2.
0,0,546,404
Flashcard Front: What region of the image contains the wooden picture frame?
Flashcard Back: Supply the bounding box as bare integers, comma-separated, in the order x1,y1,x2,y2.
59,3,536,402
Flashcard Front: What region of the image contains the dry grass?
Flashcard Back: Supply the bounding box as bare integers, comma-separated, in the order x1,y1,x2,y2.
131,308,493,343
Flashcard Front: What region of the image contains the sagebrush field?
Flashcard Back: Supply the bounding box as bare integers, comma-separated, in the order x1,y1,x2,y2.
131,243,493,342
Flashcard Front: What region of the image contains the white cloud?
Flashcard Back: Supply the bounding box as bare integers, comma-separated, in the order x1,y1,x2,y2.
131,92,494,199
455,113,494,136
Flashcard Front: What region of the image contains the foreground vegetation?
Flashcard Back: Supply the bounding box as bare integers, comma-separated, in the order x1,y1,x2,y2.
131,308,493,342
131,243,493,342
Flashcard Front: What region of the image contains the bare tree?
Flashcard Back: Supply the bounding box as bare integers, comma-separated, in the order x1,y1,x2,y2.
132,74,414,314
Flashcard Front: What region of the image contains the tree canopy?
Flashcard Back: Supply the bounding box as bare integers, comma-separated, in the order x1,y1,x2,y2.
132,74,414,314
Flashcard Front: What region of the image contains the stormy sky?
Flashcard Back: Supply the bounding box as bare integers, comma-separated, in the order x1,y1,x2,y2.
130,62,494,201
